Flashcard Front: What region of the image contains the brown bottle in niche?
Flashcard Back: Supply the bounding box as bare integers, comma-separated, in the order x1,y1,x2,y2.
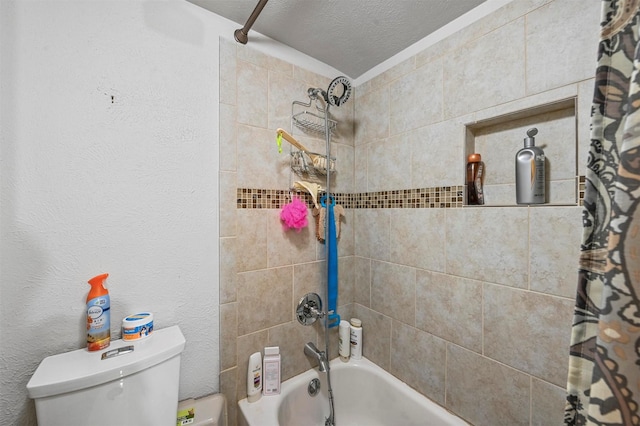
466,153,485,205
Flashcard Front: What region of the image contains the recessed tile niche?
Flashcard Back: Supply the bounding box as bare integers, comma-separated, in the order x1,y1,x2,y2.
465,98,577,206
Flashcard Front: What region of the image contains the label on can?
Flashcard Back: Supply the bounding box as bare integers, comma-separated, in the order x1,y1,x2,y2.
122,313,153,341
87,295,110,351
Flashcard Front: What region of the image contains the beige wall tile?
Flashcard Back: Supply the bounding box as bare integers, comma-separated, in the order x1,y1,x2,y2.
415,271,482,352
483,284,573,386
220,302,238,371
267,209,317,269
237,44,294,77
219,103,237,172
293,261,326,316
444,19,526,119
219,38,237,106
354,143,368,192
525,0,601,95
354,86,389,146
236,210,267,272
446,207,529,287
338,256,354,307
268,71,307,133
330,99,355,147
237,267,293,335
411,119,467,188
219,237,237,304
368,57,415,95
268,321,318,381
219,367,238,426
332,142,355,194
337,208,354,257
390,209,445,272
354,256,371,307
367,134,411,191
447,344,530,426
236,60,268,127
531,378,566,426
236,125,289,189
353,304,392,370
370,260,416,325
530,206,581,297
389,58,443,135
416,0,550,69
354,209,390,261
219,171,237,238
390,321,447,405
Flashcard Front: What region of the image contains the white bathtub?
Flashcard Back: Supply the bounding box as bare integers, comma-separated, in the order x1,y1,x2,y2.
238,356,469,426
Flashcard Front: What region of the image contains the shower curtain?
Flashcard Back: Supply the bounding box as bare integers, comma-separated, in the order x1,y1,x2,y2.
565,1,640,425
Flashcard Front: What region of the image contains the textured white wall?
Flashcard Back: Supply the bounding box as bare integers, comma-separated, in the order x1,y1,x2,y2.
0,1,224,424
0,1,342,424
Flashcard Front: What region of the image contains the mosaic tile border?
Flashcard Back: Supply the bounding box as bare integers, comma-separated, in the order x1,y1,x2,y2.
237,176,587,209
237,186,465,209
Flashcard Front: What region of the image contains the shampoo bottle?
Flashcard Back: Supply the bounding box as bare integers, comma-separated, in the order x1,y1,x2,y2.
263,346,281,395
466,153,485,205
86,273,110,351
516,128,545,204
350,318,362,360
339,320,350,362
247,352,262,402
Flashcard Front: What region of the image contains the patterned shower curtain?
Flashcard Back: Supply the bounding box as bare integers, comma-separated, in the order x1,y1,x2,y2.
565,1,640,425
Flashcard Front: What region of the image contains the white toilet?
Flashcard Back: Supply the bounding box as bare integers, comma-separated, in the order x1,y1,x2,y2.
27,325,186,426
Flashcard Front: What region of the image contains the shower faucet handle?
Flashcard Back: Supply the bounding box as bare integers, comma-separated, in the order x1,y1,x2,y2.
296,293,324,326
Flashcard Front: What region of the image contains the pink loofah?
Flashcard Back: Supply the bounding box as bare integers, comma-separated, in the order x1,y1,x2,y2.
280,197,308,232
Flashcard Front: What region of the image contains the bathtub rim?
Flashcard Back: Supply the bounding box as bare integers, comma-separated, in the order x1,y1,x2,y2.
237,356,469,426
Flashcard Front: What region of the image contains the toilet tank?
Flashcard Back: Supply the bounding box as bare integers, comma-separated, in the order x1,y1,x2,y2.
27,325,185,426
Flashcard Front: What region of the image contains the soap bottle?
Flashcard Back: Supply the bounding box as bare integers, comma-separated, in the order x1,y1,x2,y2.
247,352,262,402
339,320,350,362
350,318,362,360
86,273,110,351
263,346,281,395
466,153,485,205
515,127,545,204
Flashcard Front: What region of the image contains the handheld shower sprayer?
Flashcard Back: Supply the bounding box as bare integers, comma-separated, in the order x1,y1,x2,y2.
307,76,352,107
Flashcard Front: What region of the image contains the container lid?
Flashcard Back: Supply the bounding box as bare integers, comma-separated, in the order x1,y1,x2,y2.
264,346,279,356
350,318,362,327
26,325,185,399
122,312,154,327
467,153,481,162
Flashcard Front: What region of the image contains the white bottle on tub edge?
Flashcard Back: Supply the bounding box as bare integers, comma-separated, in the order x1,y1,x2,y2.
263,346,281,395
350,318,362,360
247,352,262,403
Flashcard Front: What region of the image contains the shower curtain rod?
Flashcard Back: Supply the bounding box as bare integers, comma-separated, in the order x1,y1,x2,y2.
234,0,269,44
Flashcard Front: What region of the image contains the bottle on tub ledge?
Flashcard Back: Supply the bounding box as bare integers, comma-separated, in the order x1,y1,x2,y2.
247,352,262,403
339,320,351,362
516,127,546,204
263,346,281,396
350,318,362,360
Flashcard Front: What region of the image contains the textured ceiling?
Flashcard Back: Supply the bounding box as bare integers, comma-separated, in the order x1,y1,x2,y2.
187,0,487,78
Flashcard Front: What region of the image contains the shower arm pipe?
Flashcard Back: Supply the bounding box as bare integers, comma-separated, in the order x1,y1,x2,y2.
234,0,269,45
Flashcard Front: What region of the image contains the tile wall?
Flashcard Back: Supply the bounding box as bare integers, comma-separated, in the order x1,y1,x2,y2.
218,0,602,425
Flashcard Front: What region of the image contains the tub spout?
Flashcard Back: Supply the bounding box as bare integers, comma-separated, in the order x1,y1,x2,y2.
304,342,329,373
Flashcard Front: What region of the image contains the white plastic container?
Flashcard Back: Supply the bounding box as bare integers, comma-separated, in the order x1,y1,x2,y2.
247,352,262,403
350,318,362,360
122,312,154,341
339,320,350,362
263,346,281,395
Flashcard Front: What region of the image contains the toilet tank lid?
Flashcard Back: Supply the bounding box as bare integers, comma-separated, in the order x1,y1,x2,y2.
27,325,185,399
